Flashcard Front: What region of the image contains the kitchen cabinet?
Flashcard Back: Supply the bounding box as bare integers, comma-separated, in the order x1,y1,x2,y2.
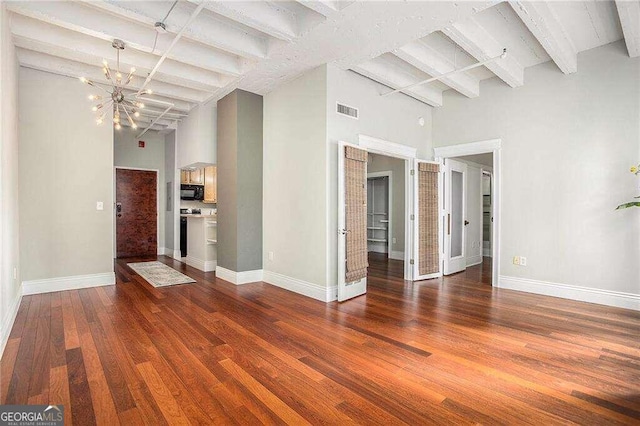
190,168,204,184
204,166,217,204
181,168,204,185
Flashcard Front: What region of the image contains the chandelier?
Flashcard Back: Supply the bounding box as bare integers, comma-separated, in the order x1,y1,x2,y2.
79,39,152,130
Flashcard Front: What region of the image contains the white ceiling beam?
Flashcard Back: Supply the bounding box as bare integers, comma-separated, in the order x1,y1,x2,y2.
615,0,640,57
6,1,245,77
13,36,220,96
394,41,480,98
192,0,298,41
442,18,524,88
10,14,226,91
509,1,577,74
89,0,268,60
122,115,174,128
120,121,167,132
16,48,207,104
351,61,443,107
296,1,339,17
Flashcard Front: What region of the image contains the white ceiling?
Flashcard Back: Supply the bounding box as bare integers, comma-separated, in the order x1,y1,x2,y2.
7,1,638,132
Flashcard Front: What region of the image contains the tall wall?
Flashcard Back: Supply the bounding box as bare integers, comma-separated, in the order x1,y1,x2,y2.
114,128,166,251
177,100,216,168
263,66,328,291
164,131,176,253
433,41,640,300
326,65,433,290
19,68,114,282
217,90,263,273
0,5,21,355
367,153,406,259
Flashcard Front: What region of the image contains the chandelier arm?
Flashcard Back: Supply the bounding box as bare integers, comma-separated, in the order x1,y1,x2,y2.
122,104,136,128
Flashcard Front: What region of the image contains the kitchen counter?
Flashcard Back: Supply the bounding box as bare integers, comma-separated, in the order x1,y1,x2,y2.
184,214,217,272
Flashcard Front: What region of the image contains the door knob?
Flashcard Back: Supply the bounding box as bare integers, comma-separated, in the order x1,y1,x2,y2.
464,220,469,226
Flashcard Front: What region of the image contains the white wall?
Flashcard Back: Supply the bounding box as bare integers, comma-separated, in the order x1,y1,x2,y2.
177,100,216,168
0,5,21,356
433,41,640,299
263,66,328,290
326,65,433,289
19,68,114,282
114,128,166,251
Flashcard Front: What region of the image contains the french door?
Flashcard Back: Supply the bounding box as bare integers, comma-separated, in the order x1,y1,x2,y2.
443,159,467,275
337,142,368,301
413,160,443,281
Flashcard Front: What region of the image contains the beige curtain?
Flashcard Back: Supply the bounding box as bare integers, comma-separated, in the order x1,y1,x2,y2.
418,162,440,276
344,146,368,282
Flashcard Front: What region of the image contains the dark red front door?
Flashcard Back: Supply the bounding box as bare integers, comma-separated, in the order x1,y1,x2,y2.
116,168,157,258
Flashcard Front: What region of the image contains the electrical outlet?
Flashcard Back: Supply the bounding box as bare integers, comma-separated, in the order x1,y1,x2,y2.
513,256,520,265
520,256,527,266
96,201,104,210
268,251,274,261
392,237,397,244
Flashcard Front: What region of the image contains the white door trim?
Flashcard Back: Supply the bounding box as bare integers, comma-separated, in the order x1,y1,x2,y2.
434,139,501,287
113,166,160,258
367,171,392,258
357,134,416,280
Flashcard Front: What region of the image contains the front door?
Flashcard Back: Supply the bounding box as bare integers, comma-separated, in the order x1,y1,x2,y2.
443,159,467,275
337,142,368,301
115,168,157,258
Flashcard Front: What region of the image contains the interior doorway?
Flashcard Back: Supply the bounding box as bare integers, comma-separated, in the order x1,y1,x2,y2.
434,139,501,287
367,154,406,282
115,167,158,258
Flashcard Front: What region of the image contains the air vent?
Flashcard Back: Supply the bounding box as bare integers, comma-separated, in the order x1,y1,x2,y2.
336,102,358,119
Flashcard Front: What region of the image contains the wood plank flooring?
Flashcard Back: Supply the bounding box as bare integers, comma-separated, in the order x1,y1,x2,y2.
1,253,639,424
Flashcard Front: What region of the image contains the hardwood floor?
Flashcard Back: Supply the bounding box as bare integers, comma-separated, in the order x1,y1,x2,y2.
2,254,639,425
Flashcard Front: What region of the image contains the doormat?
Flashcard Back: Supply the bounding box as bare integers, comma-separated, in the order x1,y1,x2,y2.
127,261,196,288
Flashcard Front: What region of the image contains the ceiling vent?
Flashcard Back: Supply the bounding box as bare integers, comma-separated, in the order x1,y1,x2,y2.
336,102,358,119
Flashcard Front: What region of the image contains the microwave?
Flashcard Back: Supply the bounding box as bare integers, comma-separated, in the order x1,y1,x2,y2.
180,184,204,201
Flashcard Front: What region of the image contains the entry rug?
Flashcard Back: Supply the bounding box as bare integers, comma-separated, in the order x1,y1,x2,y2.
127,261,196,288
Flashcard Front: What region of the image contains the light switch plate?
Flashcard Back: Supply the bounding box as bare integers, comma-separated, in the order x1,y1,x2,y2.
96,201,104,211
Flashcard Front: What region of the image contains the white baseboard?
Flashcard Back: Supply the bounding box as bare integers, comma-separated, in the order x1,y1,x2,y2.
483,247,492,257
498,275,640,311
173,250,182,261
186,255,216,272
157,247,165,255
1,289,23,359
263,270,337,302
216,266,263,285
466,254,482,267
368,245,388,254
390,250,404,261
22,272,115,296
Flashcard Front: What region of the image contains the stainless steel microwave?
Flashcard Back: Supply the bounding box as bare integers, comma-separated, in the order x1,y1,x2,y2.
180,184,204,201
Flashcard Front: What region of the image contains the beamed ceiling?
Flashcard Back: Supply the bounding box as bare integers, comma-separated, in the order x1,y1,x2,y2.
7,1,639,132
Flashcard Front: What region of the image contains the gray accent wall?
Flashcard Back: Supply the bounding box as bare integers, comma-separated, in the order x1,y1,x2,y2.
217,90,263,273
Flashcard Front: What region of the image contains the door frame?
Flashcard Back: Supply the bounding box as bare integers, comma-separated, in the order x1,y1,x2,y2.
434,139,501,287
366,171,393,258
357,134,417,280
113,166,160,259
